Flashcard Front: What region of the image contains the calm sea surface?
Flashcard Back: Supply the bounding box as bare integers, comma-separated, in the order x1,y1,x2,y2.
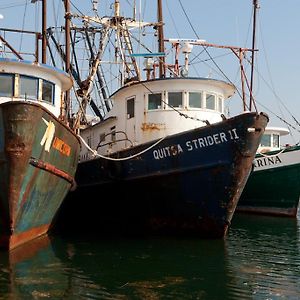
0,214,300,299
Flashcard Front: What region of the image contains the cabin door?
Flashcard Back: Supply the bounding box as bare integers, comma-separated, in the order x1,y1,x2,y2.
125,97,136,147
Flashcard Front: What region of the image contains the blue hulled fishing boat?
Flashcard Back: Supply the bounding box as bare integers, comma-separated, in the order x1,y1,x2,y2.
54,0,268,238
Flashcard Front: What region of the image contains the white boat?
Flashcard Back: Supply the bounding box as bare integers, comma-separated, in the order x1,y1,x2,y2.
238,126,300,217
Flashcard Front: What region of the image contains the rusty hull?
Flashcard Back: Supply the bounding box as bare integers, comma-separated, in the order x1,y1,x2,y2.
0,101,80,250
58,112,269,238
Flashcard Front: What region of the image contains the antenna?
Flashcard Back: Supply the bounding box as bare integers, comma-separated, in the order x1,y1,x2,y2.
250,0,260,111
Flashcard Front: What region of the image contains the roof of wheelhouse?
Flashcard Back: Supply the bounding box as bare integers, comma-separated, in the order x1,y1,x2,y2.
110,77,236,99
0,58,73,91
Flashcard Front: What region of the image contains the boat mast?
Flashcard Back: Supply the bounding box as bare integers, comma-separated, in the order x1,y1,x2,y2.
250,0,259,111
64,0,71,121
157,0,165,78
42,0,47,63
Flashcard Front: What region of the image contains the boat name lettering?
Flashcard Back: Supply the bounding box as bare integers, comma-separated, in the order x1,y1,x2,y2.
254,155,282,168
52,137,71,156
186,128,239,151
153,129,239,160
153,144,184,160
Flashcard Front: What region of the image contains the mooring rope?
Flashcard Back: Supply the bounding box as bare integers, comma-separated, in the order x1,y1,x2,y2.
77,134,167,161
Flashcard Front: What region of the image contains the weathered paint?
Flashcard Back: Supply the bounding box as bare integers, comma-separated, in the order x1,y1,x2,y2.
0,101,80,250
57,111,269,238
238,145,300,217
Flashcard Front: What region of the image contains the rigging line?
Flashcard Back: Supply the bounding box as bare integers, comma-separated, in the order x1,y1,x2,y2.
255,98,300,134
0,3,27,10
166,1,181,37
251,59,300,127
69,0,85,16
177,0,248,101
256,16,299,126
78,134,167,161
19,0,28,54
258,147,286,158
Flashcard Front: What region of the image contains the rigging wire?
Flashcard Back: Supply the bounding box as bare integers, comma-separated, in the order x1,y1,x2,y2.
177,0,237,98
256,15,300,134
19,0,28,54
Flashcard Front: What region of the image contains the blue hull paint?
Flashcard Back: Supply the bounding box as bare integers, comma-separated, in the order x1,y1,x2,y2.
58,112,269,238
0,101,80,250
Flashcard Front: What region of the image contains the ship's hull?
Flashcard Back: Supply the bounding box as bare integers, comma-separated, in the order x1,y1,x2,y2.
0,101,80,250
237,145,300,217
58,112,268,238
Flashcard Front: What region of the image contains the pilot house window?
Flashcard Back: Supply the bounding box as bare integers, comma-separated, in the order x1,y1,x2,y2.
148,93,162,110
168,92,182,108
260,134,271,147
273,134,279,148
189,92,202,108
0,74,14,97
127,97,134,119
42,80,54,103
20,75,38,100
206,93,216,110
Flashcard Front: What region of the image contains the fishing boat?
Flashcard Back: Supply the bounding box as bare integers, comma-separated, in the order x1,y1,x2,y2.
0,1,81,250
238,126,300,217
54,0,268,238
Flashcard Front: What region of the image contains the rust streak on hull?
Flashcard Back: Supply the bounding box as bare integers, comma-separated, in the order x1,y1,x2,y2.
29,157,75,185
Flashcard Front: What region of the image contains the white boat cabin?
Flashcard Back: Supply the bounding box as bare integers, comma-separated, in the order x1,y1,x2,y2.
80,77,236,161
0,58,73,118
257,126,290,153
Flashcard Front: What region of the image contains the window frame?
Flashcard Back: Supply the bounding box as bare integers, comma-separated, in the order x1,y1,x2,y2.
167,91,183,108
19,75,39,100
0,73,15,97
126,97,135,119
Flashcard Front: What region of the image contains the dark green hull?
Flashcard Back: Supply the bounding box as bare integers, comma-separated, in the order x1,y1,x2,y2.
238,146,300,217
0,101,80,250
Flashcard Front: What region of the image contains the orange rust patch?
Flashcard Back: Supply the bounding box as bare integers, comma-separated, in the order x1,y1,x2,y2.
52,137,71,156
9,224,50,250
141,122,165,131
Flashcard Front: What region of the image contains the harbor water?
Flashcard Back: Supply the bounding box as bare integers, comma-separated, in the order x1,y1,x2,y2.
0,214,299,299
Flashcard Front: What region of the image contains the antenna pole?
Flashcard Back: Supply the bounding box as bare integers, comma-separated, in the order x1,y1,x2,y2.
64,0,71,121
42,0,47,63
157,0,165,78
250,0,259,110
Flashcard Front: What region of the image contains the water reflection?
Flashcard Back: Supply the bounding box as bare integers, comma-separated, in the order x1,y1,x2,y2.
226,214,300,299
0,215,299,299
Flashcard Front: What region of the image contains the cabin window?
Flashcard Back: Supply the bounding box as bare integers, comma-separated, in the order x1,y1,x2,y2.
273,134,280,148
148,93,162,110
127,97,134,119
206,93,216,110
0,73,14,97
189,92,202,108
168,92,182,108
42,80,55,104
217,96,223,113
20,75,38,100
260,134,271,147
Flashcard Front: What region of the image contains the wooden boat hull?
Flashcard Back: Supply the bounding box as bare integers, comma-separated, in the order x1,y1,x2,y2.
57,112,268,238
237,145,300,217
0,101,80,250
